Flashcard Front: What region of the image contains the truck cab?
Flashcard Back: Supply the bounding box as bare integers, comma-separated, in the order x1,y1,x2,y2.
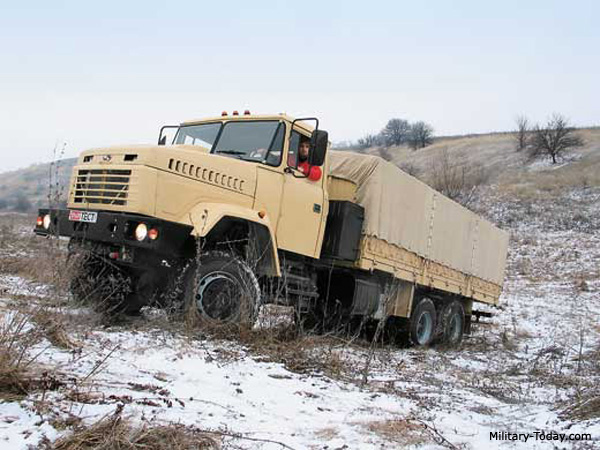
35,113,333,318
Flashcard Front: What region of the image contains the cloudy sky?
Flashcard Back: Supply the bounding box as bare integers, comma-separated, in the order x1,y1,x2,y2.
1,0,598,171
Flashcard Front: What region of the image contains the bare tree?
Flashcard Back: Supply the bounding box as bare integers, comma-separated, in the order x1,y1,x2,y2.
515,115,530,152
530,114,584,164
357,134,380,149
381,119,410,147
408,121,434,150
429,149,488,207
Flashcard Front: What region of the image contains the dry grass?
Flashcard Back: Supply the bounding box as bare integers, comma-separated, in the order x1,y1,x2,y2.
364,418,432,447
180,313,352,377
0,215,88,398
0,310,38,398
0,306,67,400
0,214,70,290
39,408,219,450
30,306,81,350
561,346,600,421
497,153,600,198
562,388,600,421
246,332,350,376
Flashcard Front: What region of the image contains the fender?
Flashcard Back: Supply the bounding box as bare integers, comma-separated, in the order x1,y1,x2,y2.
182,202,281,277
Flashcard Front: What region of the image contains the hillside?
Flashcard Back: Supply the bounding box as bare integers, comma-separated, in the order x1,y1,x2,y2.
353,127,600,198
0,158,76,211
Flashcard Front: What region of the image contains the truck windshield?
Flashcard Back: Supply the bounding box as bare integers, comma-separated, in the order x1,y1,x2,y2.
173,123,221,148
212,121,284,166
173,121,284,166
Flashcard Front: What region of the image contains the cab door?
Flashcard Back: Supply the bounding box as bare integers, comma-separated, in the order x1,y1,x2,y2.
253,123,285,229
276,131,326,258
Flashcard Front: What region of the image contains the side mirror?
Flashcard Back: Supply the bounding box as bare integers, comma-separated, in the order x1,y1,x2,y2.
309,129,328,166
158,135,167,146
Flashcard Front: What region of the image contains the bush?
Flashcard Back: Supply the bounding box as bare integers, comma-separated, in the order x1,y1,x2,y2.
428,148,488,207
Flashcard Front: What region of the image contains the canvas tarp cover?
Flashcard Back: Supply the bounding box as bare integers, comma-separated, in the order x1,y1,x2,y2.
328,151,508,285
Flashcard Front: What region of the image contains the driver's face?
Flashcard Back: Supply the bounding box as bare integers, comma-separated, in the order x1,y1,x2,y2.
299,141,310,159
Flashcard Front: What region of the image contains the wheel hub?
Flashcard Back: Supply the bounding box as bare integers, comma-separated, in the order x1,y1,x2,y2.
416,311,433,345
195,271,241,321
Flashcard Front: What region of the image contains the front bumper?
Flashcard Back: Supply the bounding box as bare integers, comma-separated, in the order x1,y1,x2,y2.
34,209,193,259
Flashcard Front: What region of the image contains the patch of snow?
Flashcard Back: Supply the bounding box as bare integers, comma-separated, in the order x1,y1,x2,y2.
0,402,58,450
526,153,583,172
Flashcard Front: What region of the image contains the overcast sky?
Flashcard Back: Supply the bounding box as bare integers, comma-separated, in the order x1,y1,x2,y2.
1,0,598,172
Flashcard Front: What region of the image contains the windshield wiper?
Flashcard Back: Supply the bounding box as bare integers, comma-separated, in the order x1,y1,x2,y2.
215,150,246,156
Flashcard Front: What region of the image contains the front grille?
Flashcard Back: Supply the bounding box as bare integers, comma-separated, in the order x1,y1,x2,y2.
73,169,131,206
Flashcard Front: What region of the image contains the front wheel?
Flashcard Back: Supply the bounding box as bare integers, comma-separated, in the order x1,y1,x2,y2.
182,251,261,325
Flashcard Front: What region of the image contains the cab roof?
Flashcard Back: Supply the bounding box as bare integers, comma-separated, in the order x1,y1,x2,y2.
181,113,316,135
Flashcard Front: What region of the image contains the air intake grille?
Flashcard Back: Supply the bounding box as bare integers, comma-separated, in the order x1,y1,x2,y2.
73,169,131,206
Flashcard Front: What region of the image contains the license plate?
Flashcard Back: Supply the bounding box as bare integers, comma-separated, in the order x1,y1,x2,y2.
68,210,98,223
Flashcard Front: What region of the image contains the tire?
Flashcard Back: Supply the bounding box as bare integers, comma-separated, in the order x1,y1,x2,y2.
437,300,465,346
182,251,261,324
409,297,437,346
123,269,162,315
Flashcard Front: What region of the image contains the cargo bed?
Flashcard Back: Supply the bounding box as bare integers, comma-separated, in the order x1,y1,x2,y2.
328,151,509,308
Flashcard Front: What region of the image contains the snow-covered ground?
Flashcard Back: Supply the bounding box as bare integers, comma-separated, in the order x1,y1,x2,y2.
0,188,599,449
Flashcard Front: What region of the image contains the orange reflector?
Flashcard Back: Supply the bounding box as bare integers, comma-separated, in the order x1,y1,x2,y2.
244,110,251,115
232,110,239,116
221,111,228,116
148,228,159,240
36,216,43,227
258,210,266,219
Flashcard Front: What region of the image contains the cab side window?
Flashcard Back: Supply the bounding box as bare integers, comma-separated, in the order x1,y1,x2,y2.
288,131,306,168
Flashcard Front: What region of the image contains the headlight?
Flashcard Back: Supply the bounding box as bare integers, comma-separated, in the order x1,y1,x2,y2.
42,214,51,230
135,223,148,241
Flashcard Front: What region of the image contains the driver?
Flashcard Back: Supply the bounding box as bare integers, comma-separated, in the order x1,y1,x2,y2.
291,136,322,181
298,138,310,165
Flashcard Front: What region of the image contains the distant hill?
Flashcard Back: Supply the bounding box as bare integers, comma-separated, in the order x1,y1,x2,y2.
0,158,76,212
2,127,599,212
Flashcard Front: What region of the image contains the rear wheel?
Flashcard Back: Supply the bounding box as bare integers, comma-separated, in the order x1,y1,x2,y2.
438,300,465,346
183,251,261,325
409,297,437,346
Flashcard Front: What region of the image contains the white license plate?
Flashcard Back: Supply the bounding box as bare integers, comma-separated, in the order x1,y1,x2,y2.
68,210,98,223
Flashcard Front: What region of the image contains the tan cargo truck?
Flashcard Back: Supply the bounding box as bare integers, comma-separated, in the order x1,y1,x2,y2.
34,112,509,346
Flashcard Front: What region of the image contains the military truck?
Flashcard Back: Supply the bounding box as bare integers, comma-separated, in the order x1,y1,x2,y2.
34,112,509,346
